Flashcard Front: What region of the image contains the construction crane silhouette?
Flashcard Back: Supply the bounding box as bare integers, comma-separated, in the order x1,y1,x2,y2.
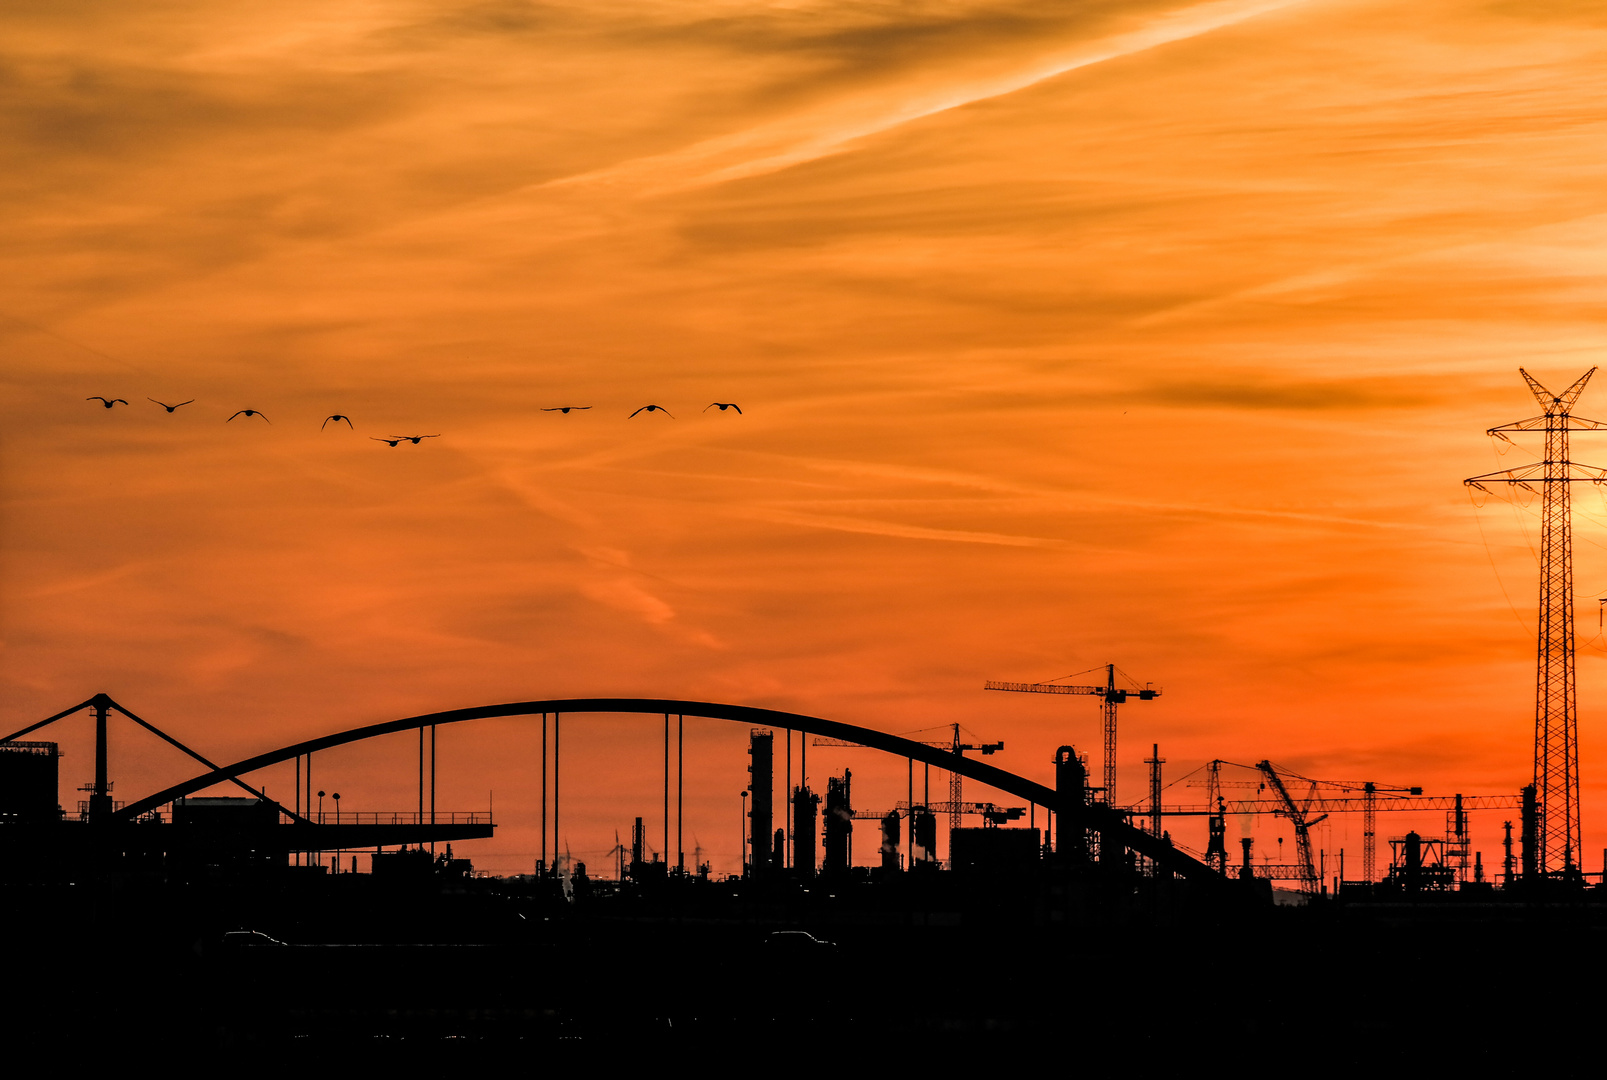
1169,761,1526,886
813,723,1002,835
985,664,1159,804
1256,761,1328,898
1357,780,1421,881
849,802,1024,871
852,801,1024,825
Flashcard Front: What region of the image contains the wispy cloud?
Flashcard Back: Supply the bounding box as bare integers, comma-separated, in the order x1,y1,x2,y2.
537,0,1314,195
1144,375,1434,411
743,506,1071,548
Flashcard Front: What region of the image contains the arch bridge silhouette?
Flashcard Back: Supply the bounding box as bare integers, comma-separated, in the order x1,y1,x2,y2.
7,695,1223,886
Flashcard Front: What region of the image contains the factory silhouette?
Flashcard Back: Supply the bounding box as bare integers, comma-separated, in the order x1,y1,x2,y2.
5,369,1606,1061
1,689,1598,1062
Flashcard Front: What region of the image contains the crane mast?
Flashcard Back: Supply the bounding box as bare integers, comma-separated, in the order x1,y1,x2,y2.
985,663,1158,804
1178,762,1451,885
814,725,1003,839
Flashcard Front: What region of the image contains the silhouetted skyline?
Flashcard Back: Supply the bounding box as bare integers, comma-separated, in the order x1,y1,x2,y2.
4,0,1606,876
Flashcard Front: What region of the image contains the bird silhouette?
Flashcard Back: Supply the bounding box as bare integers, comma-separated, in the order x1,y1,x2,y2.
371,437,403,447
629,405,674,418
227,409,270,423
322,414,354,430
87,397,128,408
704,402,742,414
148,398,194,413
542,406,591,414
392,435,439,444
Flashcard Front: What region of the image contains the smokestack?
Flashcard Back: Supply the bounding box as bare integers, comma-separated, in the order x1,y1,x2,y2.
792,784,819,876
748,730,774,876
1521,784,1539,884
881,810,901,872
1053,746,1089,864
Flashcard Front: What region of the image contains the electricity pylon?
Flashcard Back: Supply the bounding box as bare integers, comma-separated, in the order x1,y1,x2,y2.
1466,367,1607,875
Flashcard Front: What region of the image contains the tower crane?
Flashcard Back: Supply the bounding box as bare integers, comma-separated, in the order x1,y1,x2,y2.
985,663,1159,804
854,802,1026,870
1186,762,1425,881
856,801,1027,826
1356,780,1420,882
1172,761,1517,886
1191,762,1328,891
814,723,1002,833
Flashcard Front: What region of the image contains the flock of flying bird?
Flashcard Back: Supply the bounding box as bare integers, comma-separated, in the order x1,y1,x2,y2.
85,396,744,444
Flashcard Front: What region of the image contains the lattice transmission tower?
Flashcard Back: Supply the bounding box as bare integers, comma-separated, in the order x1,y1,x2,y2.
1466,367,1606,875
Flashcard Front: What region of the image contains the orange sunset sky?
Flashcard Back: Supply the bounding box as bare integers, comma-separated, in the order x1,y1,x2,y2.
4,0,1607,877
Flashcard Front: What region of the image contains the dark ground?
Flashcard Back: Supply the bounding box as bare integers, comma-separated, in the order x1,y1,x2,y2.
6,867,1602,1068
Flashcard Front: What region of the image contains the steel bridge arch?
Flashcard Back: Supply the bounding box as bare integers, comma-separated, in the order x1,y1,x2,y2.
111,697,1222,885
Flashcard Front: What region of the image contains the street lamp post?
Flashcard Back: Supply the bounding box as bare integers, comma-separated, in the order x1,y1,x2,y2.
315,790,326,871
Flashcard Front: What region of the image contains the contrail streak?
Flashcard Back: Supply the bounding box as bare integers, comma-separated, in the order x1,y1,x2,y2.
543,0,1315,197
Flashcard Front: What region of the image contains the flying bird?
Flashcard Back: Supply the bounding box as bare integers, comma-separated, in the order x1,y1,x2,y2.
322,414,354,430
148,398,194,413
704,402,742,414
629,405,674,418
227,409,270,423
371,437,403,447
87,397,128,408
392,435,439,444
542,406,591,414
